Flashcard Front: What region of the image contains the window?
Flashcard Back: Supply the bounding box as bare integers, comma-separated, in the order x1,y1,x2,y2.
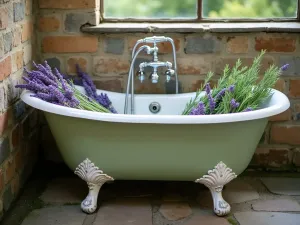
101,0,299,21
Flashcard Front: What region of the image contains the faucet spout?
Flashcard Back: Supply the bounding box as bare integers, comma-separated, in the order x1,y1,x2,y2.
124,36,179,114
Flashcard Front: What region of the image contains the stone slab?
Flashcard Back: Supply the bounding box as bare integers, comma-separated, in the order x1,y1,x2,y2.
252,199,300,212
185,213,231,225
40,178,86,204
198,179,259,208
234,212,300,225
159,202,192,221
261,177,300,195
223,179,260,204
21,206,86,225
94,198,152,225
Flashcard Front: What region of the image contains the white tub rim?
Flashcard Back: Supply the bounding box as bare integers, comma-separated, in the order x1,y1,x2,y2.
20,87,290,124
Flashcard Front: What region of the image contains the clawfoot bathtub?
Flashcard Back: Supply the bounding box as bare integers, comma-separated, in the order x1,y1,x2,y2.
21,86,289,216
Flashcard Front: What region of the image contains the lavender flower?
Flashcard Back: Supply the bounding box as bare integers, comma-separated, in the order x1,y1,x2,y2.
243,107,253,112
280,64,289,71
30,92,57,102
215,88,226,100
230,98,240,109
76,64,97,93
76,64,117,113
33,61,57,82
190,102,206,115
96,93,111,108
25,69,58,87
96,93,117,114
205,83,211,95
228,84,235,92
16,79,49,93
82,80,96,99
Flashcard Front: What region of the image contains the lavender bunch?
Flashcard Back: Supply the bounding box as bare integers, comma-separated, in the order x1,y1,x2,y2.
16,61,111,113
75,64,117,114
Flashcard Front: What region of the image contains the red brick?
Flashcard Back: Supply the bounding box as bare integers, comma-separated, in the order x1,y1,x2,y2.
255,37,296,52
93,78,122,92
38,16,60,32
13,26,22,47
11,124,20,149
25,0,32,16
39,0,96,9
42,36,98,53
93,57,129,75
252,147,292,168
226,36,248,54
4,158,16,185
270,124,300,145
128,36,181,53
13,51,23,72
269,108,291,121
215,57,274,75
0,7,8,29
21,20,33,42
67,57,87,73
293,149,300,167
0,112,9,136
274,79,285,92
177,57,210,75
11,174,19,195
0,56,12,81
289,80,300,98
15,149,23,172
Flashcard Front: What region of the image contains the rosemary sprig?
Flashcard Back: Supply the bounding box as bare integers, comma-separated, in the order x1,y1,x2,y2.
182,50,281,115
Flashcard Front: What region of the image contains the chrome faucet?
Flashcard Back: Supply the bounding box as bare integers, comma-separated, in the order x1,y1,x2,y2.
124,36,178,114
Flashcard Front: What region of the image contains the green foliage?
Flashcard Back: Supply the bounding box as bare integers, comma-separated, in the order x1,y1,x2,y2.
104,0,297,19
182,50,281,115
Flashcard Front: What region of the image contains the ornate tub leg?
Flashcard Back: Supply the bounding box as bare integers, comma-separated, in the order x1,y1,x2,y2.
195,161,237,216
75,158,114,214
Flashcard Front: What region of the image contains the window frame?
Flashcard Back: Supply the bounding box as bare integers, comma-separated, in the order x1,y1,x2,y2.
100,0,300,23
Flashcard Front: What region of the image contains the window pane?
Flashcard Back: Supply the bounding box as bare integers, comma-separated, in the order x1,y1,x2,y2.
203,0,298,18
104,0,197,19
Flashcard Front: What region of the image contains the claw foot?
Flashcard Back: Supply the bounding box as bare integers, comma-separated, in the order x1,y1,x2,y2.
195,161,237,216
75,159,114,214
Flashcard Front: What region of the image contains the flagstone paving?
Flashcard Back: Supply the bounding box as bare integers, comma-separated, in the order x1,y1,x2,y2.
4,175,300,225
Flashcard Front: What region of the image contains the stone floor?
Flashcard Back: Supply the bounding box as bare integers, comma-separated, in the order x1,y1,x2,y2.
2,172,300,225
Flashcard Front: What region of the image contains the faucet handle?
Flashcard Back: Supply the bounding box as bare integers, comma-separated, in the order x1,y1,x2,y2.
165,69,175,76
165,69,175,83
137,70,145,83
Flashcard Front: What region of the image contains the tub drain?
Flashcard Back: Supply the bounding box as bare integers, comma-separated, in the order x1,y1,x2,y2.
149,102,161,114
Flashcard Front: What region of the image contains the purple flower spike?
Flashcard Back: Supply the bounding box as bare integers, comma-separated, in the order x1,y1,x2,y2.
243,107,253,112
215,88,226,100
230,98,240,109
76,64,97,93
30,93,57,102
205,83,211,95
228,85,235,92
190,102,206,115
16,80,49,93
280,64,289,71
82,79,96,99
96,93,117,113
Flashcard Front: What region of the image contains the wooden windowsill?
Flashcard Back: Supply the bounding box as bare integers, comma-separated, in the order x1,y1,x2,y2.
81,22,300,33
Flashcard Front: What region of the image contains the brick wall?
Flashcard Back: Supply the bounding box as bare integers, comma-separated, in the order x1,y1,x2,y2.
0,0,39,218
36,0,300,171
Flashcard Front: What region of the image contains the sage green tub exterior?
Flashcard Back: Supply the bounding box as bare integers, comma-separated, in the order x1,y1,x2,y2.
21,86,289,181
